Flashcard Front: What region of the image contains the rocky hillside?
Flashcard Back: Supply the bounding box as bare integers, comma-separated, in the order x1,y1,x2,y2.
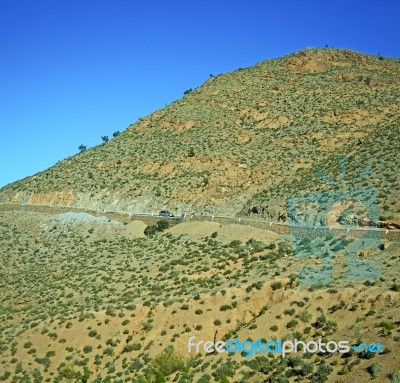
1,48,399,222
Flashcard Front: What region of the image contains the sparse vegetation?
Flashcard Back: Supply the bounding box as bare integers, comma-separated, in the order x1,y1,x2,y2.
0,48,399,382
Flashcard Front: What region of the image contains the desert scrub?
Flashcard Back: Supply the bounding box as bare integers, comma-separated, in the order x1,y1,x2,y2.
152,349,186,376
83,345,93,354
286,319,298,329
271,281,283,290
369,362,383,379
297,310,312,323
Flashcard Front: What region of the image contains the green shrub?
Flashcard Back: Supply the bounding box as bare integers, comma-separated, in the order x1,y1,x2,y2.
144,220,170,236
338,366,349,375
106,361,115,373
212,359,239,381
389,371,400,383
272,281,283,290
60,365,77,379
391,283,400,292
379,321,395,331
197,375,212,383
311,361,332,383
88,329,98,337
152,350,186,376
124,343,141,352
220,304,232,311
284,308,295,316
157,220,170,231
286,319,298,329
297,310,312,323
83,345,93,354
369,362,383,379
144,225,158,236
229,240,242,248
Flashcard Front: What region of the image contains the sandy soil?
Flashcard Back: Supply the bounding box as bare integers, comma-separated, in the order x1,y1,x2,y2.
167,221,280,243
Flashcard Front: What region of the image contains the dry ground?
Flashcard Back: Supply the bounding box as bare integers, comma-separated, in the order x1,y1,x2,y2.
0,210,398,382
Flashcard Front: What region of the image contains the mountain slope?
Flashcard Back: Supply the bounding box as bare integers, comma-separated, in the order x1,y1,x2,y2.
0,208,399,382
1,48,399,222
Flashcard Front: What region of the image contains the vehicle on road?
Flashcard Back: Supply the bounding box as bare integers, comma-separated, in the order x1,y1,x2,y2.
159,210,174,218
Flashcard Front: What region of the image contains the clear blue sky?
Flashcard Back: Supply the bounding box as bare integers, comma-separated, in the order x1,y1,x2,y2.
1,0,399,188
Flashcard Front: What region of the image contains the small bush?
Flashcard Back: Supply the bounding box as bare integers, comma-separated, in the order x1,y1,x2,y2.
286,320,298,329
272,281,283,290
297,310,312,323
83,345,93,354
389,371,399,383
369,362,383,379
88,330,98,337
379,321,395,331
144,220,170,236
152,350,185,376
229,240,242,248
391,283,400,292
124,343,141,352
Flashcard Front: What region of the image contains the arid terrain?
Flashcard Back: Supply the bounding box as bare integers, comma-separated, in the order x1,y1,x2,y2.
0,48,399,382
1,48,399,222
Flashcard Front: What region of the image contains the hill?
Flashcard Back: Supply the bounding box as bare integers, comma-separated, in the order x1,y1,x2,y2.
0,48,399,382
0,208,399,382
0,48,399,224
